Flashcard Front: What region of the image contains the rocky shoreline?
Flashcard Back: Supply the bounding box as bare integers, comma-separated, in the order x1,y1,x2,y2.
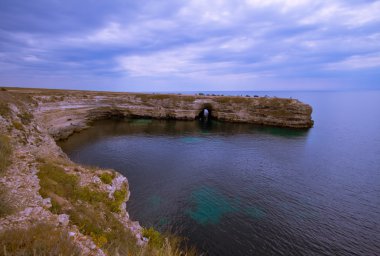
0,87,313,255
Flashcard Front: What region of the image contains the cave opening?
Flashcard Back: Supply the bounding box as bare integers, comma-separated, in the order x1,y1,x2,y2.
198,107,212,121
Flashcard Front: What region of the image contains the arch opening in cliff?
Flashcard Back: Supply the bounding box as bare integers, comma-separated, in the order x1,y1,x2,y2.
198,104,213,121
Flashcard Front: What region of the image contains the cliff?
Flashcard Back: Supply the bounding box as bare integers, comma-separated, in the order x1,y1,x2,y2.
29,88,313,140
0,87,313,255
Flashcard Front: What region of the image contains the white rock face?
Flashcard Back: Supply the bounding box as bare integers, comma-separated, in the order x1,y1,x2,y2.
108,175,127,198
58,214,70,226
42,198,52,208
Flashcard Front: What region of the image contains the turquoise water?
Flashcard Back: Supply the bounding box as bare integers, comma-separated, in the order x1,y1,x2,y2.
59,91,380,255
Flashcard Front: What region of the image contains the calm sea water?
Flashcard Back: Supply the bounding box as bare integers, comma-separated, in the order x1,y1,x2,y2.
58,91,380,256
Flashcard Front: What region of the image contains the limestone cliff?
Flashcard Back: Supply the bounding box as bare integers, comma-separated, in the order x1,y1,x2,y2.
30,89,313,140
0,87,313,255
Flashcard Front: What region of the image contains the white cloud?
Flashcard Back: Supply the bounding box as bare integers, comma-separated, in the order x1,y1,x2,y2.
245,0,312,12
2,0,380,90
117,44,234,77
23,55,42,62
301,1,380,28
219,37,256,52
326,53,380,70
65,19,178,47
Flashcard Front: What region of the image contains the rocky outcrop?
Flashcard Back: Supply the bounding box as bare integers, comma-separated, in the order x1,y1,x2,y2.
31,90,313,140
0,88,146,255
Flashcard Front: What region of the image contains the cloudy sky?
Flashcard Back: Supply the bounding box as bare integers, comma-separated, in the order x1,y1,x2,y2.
1,0,379,91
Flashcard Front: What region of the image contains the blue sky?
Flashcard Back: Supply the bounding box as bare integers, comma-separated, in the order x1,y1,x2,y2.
0,0,379,91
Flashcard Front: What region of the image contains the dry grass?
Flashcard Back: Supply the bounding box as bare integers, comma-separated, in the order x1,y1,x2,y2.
0,223,81,256
0,134,12,174
17,111,33,125
0,187,13,217
136,94,196,103
37,162,197,255
0,101,11,118
11,121,23,130
215,96,251,104
37,163,126,213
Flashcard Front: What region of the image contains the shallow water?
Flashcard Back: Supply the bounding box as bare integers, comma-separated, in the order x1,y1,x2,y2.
58,91,380,255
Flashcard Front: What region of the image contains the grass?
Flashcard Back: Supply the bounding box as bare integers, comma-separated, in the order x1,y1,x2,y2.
37,163,126,213
0,134,12,174
36,162,197,255
0,102,11,118
99,172,115,184
0,223,81,256
143,227,164,248
12,121,23,130
0,187,13,217
36,162,145,254
137,94,196,103
17,111,33,125
142,228,197,256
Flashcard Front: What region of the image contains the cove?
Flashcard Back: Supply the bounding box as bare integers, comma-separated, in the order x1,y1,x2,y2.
58,91,380,256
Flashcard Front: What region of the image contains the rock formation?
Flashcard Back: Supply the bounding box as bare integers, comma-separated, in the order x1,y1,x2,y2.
31,89,313,140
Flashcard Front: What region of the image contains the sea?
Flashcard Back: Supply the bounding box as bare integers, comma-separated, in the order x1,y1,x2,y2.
58,90,380,256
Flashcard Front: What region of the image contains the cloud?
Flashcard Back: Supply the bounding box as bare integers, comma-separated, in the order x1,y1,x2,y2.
326,53,380,70
0,0,380,91
300,1,380,28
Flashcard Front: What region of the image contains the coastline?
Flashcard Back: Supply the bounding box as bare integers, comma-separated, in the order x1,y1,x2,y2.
0,87,313,255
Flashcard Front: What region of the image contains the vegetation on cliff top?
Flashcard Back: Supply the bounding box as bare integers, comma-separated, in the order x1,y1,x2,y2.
0,223,81,255
0,134,12,174
99,171,115,184
37,162,195,255
0,187,13,217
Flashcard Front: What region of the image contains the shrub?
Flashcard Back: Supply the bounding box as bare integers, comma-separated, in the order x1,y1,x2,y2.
0,134,11,174
18,111,33,125
12,121,23,130
0,223,81,255
0,102,11,117
143,227,164,248
37,162,197,255
108,186,127,213
99,172,115,184
0,187,13,217
38,163,78,201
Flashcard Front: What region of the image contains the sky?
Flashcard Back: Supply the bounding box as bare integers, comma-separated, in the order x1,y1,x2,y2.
0,0,380,92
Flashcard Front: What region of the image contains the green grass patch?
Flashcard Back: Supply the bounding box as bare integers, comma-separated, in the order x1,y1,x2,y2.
0,223,81,255
37,163,124,213
143,227,164,248
37,162,142,253
109,186,127,213
37,162,196,255
0,134,12,174
68,203,140,253
99,172,115,184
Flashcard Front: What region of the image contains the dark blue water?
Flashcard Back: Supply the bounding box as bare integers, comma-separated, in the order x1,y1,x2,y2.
58,91,380,256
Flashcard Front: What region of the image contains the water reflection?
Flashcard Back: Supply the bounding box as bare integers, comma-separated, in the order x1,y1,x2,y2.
59,118,309,150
